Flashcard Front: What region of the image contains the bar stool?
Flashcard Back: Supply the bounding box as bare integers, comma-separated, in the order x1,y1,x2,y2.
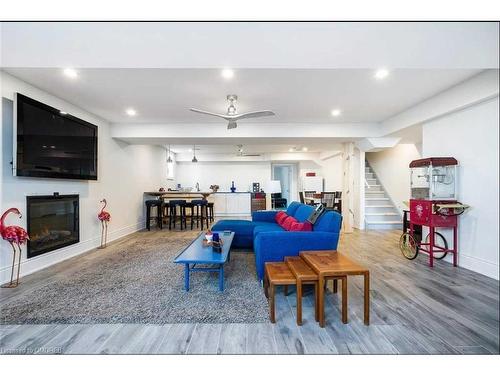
190,199,209,230
207,202,215,222
183,200,195,228
145,199,164,230
168,200,187,230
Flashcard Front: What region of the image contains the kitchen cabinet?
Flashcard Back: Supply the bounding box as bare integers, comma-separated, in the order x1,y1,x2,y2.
212,192,251,216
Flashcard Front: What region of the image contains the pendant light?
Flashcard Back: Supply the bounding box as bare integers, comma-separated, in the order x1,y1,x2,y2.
166,145,173,163
192,145,198,163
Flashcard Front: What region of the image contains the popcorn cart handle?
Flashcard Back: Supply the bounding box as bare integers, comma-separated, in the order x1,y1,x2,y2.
433,202,470,216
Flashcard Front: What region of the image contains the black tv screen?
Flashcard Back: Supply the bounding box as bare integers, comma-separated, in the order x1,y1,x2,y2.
15,93,98,180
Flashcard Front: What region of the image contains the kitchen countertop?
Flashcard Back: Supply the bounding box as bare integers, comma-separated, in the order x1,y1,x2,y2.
212,191,252,194
144,191,212,196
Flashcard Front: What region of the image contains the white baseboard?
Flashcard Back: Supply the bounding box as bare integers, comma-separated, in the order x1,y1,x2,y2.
449,253,499,280
420,251,500,280
0,221,144,284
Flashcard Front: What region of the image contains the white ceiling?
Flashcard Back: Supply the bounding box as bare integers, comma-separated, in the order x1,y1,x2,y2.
2,22,498,69
1,22,496,154
3,68,480,124
169,143,342,155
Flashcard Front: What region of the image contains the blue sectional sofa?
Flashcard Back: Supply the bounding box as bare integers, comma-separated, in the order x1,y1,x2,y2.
211,201,342,280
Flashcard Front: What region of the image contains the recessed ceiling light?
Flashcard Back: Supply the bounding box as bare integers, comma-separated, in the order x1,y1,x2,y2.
188,148,193,152
63,68,78,79
221,68,234,79
289,147,295,152
60,111,68,115
125,108,137,116
302,147,308,152
331,109,342,117
374,68,389,80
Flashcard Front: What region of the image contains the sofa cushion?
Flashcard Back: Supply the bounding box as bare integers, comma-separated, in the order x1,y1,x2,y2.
281,216,298,231
313,210,342,232
254,223,285,237
293,205,315,223
211,220,256,237
275,211,288,225
286,201,301,216
290,221,313,231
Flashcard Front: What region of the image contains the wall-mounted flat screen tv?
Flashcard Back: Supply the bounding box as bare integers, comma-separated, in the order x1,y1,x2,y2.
14,93,98,180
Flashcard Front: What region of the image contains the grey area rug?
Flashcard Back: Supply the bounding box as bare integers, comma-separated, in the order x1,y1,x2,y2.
0,230,269,324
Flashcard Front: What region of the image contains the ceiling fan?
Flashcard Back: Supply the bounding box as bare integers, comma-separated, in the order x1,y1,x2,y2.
236,144,261,157
190,95,275,130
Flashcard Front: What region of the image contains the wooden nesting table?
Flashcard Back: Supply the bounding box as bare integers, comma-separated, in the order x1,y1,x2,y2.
264,257,349,326
300,251,370,327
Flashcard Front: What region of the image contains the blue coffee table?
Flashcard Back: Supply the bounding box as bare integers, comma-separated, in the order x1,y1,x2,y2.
174,231,235,292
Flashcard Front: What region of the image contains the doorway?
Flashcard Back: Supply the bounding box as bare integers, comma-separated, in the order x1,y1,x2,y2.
272,164,297,206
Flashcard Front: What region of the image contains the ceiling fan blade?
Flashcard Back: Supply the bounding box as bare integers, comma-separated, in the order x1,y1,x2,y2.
233,111,275,121
190,108,231,120
227,121,237,130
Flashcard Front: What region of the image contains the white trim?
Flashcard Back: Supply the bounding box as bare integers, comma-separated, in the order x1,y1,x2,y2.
418,252,500,281
452,253,499,280
382,70,499,136
12,93,18,175
0,221,144,284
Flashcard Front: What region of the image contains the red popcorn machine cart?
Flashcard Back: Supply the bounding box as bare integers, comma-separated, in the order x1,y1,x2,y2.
399,157,469,267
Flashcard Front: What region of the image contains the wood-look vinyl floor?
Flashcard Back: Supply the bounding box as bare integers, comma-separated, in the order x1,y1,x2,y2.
1,228,498,354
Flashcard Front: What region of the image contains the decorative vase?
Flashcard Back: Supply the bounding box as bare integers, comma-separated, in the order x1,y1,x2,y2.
230,181,236,193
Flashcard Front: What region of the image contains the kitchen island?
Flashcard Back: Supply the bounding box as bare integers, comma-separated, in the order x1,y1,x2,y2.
144,191,212,200
212,192,251,217
144,191,252,217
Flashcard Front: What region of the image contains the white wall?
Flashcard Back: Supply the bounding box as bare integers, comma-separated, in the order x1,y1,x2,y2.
175,161,272,193
299,155,343,192
366,144,422,213
422,97,499,279
352,147,365,229
174,155,342,206
1,72,167,283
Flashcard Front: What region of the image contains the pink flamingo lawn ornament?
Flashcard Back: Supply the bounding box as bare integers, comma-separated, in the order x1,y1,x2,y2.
98,199,111,248
0,208,29,287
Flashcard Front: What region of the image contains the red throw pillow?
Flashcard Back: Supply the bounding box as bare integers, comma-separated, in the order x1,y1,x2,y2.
275,211,288,225
290,221,313,232
281,216,298,231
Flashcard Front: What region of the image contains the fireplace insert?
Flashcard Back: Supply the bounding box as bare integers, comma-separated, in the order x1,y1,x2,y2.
26,194,79,258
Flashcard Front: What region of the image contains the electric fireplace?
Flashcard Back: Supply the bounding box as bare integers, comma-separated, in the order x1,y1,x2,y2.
26,194,79,258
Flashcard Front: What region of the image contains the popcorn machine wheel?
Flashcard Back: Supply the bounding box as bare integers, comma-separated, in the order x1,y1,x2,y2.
399,157,470,267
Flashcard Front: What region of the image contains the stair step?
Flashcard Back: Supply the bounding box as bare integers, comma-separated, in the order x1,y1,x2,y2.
365,221,402,230
366,220,402,224
365,197,389,200
365,205,393,208
365,212,400,215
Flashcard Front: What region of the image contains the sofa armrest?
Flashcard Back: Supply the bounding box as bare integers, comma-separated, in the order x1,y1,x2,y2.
251,210,278,223
253,231,340,280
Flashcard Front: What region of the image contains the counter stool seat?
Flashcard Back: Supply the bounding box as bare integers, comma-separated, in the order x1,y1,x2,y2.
168,200,187,230
145,199,164,230
207,202,215,222
190,199,209,230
